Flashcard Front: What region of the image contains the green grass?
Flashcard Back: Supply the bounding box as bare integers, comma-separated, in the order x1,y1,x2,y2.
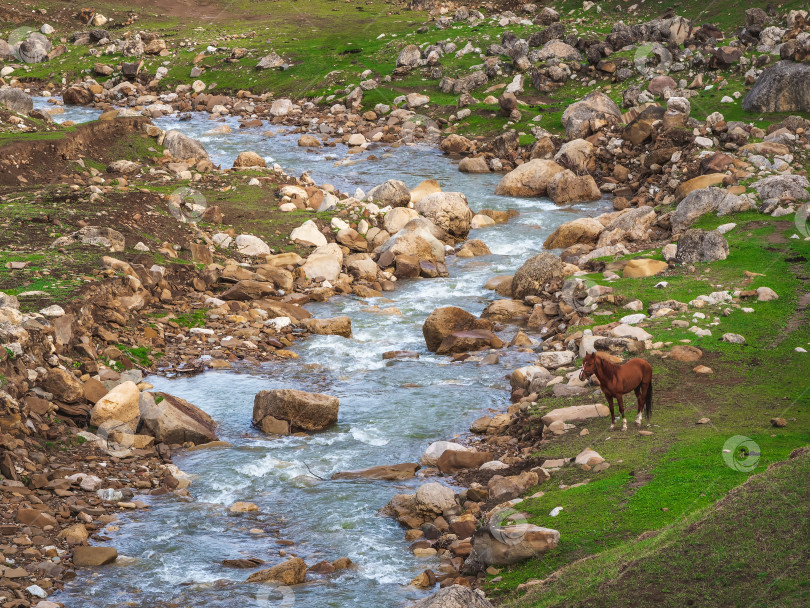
116,344,163,367
505,447,810,608
485,208,810,602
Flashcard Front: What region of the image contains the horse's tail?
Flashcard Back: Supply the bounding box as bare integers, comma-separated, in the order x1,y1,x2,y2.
645,381,653,420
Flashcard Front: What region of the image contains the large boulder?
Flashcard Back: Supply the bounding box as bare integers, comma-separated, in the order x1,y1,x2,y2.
543,217,603,249
674,174,727,201
42,368,84,404
163,130,209,161
62,85,93,105
440,134,474,155
302,316,352,338
488,471,539,501
396,44,421,68
671,187,749,233
675,229,729,264
750,174,810,202
253,389,339,432
437,450,494,474
494,160,565,197
384,207,420,234
511,252,565,299
597,207,657,247
415,482,457,514
422,441,473,466
406,586,493,608
139,392,217,445
414,192,473,239
561,91,622,139
422,307,492,352
232,151,266,169
553,139,595,173
0,88,33,114
541,403,610,425
538,39,582,62
368,180,411,207
247,557,306,585
742,61,810,113
376,218,446,262
547,170,601,205
234,234,271,256
470,524,559,566
90,381,141,431
436,329,504,355
332,463,420,481
290,220,328,248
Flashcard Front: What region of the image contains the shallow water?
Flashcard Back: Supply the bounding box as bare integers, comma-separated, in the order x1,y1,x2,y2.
44,100,610,607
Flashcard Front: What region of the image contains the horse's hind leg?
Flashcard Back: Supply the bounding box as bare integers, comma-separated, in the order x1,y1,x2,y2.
634,386,644,426
617,395,627,431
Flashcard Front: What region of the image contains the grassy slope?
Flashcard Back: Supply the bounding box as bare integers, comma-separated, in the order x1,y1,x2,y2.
488,213,810,603
6,0,810,141
508,447,810,608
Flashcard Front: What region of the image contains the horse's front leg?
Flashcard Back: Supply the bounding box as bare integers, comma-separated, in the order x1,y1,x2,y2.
617,394,627,431
605,393,616,431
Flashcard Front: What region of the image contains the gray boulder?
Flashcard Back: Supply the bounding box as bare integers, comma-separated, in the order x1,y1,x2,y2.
469,524,560,566
367,179,410,207
140,392,218,445
671,187,750,233
742,61,810,113
414,192,473,239
163,130,209,161
511,252,565,299
750,174,810,201
675,229,729,264
561,91,622,139
253,389,339,432
0,88,34,115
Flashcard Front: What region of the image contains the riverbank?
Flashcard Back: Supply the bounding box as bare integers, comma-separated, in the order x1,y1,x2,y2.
1,1,809,607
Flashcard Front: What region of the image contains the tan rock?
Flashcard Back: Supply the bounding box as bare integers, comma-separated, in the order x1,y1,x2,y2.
89,381,141,431
623,258,668,278
247,557,306,585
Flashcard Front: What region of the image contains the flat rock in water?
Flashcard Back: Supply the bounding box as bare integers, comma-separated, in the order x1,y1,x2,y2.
331,463,420,481
72,546,118,566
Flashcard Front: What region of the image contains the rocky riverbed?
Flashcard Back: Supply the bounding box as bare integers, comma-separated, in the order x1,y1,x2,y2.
0,2,809,608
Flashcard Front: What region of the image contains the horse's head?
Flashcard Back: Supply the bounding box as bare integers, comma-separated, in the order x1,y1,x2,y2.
579,352,596,381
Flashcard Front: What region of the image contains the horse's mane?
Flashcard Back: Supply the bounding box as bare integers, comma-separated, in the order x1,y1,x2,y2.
595,354,619,382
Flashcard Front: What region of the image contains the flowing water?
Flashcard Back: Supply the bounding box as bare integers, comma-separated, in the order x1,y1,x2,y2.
41,100,610,607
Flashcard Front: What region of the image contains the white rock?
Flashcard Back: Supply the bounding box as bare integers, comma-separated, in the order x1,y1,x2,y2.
716,223,736,234
620,313,646,324
290,220,327,248
39,305,65,317
612,324,653,341
421,441,471,466
234,234,271,256
480,461,510,470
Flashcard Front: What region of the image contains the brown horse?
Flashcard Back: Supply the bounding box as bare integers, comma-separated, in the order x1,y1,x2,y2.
579,352,653,431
